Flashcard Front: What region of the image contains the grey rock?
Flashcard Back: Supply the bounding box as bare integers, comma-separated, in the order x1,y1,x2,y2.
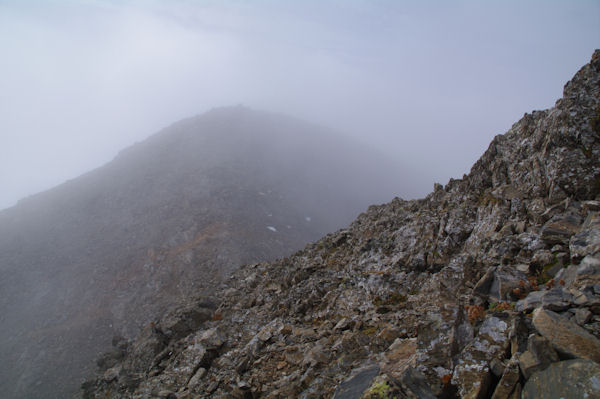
540,214,582,245
515,290,545,312
489,266,527,301
332,364,380,399
532,308,600,362
473,267,496,297
187,367,206,387
522,359,600,399
517,334,559,379
197,327,226,350
570,212,600,260
396,368,437,399
574,307,592,325
515,287,573,312
452,316,510,399
540,287,573,311
490,358,520,399
334,318,355,331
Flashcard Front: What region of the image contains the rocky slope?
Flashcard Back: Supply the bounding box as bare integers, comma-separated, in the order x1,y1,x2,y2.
0,107,411,399
83,50,600,399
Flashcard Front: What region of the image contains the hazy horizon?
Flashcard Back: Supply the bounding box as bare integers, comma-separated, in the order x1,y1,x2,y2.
1,0,599,210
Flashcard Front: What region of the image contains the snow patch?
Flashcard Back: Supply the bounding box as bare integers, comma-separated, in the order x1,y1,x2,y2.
266,226,277,232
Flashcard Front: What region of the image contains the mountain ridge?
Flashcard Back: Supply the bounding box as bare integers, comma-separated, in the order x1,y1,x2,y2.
0,106,411,399
83,50,600,398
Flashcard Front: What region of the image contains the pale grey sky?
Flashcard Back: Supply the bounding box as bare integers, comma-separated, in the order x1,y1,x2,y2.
1,0,599,210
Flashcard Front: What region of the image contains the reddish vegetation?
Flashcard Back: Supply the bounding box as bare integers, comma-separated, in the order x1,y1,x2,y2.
465,305,485,324
441,374,452,386
527,276,539,291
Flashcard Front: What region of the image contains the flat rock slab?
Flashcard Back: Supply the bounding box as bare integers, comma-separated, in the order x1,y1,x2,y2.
532,308,600,362
522,359,600,399
333,364,380,399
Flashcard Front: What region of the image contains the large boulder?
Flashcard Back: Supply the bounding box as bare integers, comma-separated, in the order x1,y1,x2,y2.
522,359,600,399
532,308,600,362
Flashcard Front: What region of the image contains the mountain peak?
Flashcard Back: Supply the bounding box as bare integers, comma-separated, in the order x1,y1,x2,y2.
0,103,411,399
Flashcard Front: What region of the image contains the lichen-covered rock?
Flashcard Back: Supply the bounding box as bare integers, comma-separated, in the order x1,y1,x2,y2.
451,316,510,399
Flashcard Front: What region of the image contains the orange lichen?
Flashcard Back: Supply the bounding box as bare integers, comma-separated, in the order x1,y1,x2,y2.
441,374,452,386
465,305,485,324
512,287,527,299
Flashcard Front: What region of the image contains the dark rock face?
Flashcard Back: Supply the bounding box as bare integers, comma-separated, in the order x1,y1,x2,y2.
84,51,600,398
522,359,600,399
0,108,409,399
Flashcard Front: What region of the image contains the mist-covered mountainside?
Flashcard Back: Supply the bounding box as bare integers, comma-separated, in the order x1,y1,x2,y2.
84,51,600,399
0,107,412,399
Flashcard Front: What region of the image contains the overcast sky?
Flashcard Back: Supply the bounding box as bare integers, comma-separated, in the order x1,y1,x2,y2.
0,0,598,210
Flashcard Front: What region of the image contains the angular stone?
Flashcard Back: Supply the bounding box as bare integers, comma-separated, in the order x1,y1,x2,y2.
452,316,510,399
574,307,592,325
491,266,528,301
472,267,495,297
283,346,304,365
187,367,206,387
522,359,600,399
508,383,521,399
517,335,558,379
102,365,121,382
334,318,354,331
332,364,380,399
397,368,437,399
381,338,417,379
475,266,527,301
489,358,505,377
197,327,226,350
162,341,208,386
157,390,177,399
302,343,328,367
515,264,530,274
508,316,529,357
532,308,600,362
540,287,573,311
570,212,600,260
158,303,213,340
540,214,582,245
515,290,545,312
583,201,600,213
490,358,520,399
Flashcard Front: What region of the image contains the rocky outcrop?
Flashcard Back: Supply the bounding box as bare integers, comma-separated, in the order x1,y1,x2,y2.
83,50,600,398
